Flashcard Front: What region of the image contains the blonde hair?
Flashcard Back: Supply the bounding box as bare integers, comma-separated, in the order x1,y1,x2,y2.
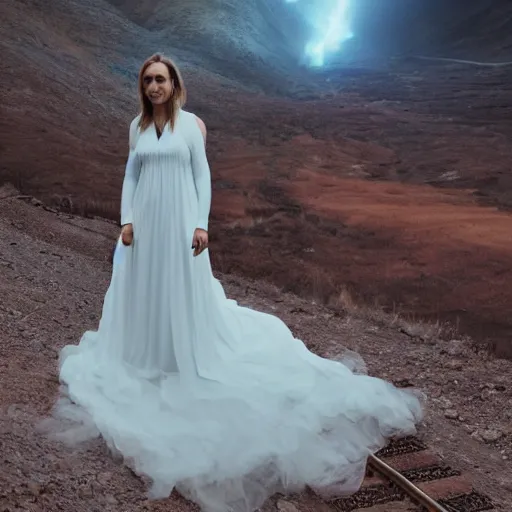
137,53,187,132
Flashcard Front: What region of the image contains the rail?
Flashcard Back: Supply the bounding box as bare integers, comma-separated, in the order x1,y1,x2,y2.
367,453,451,512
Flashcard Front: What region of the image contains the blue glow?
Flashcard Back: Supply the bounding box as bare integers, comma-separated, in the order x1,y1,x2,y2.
285,0,354,67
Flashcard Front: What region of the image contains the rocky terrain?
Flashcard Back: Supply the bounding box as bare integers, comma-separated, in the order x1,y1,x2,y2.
2,0,512,353
1,3,512,507
0,185,511,510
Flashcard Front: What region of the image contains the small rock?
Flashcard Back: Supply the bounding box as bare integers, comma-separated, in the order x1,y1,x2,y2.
28,482,42,496
444,339,466,357
439,398,453,410
481,429,503,443
480,388,497,401
106,495,118,505
444,409,459,420
31,198,43,207
394,378,414,388
430,388,442,398
444,360,463,371
96,472,113,486
78,483,94,499
44,482,57,493
277,500,300,512
470,430,483,442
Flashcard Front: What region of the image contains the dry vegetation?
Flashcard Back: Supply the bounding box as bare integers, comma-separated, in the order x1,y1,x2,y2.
13,183,459,355
2,0,512,358
1,187,512,511
7,172,508,359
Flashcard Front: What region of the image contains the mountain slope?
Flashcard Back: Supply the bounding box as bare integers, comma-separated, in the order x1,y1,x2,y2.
0,0,140,207
2,0,512,353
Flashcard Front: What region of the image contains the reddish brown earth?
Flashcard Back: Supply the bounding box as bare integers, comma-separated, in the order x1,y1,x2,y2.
1,187,511,511
3,1,512,510
2,3,512,358
206,79,512,357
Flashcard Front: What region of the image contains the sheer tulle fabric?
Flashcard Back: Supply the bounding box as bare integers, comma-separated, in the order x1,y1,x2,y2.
49,110,424,512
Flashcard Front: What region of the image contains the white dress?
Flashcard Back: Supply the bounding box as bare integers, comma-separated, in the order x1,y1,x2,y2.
56,109,424,512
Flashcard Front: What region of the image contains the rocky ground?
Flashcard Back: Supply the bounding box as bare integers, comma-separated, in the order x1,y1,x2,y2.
1,187,511,511
2,1,512,507
3,0,512,355
3,0,512,354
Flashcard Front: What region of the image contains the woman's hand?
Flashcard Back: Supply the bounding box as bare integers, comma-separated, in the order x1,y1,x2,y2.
121,223,134,246
192,228,208,257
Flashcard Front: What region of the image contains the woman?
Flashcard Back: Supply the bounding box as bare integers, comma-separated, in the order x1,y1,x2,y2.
56,54,424,512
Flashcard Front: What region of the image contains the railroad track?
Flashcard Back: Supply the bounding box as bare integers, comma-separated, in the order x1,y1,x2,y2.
328,437,496,512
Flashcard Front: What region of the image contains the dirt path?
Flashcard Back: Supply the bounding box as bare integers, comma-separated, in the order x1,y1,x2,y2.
0,192,511,511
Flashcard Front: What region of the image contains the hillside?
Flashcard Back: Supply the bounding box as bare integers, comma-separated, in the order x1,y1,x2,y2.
343,0,512,63
1,0,512,354
0,187,511,510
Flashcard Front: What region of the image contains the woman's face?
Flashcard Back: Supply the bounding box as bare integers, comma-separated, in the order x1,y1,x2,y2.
142,62,174,106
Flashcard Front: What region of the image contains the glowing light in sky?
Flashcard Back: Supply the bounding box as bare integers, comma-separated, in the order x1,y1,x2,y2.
285,0,354,67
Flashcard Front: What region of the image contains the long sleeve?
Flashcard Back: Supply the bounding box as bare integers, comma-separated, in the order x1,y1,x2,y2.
120,150,140,226
189,116,212,232
120,116,141,226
